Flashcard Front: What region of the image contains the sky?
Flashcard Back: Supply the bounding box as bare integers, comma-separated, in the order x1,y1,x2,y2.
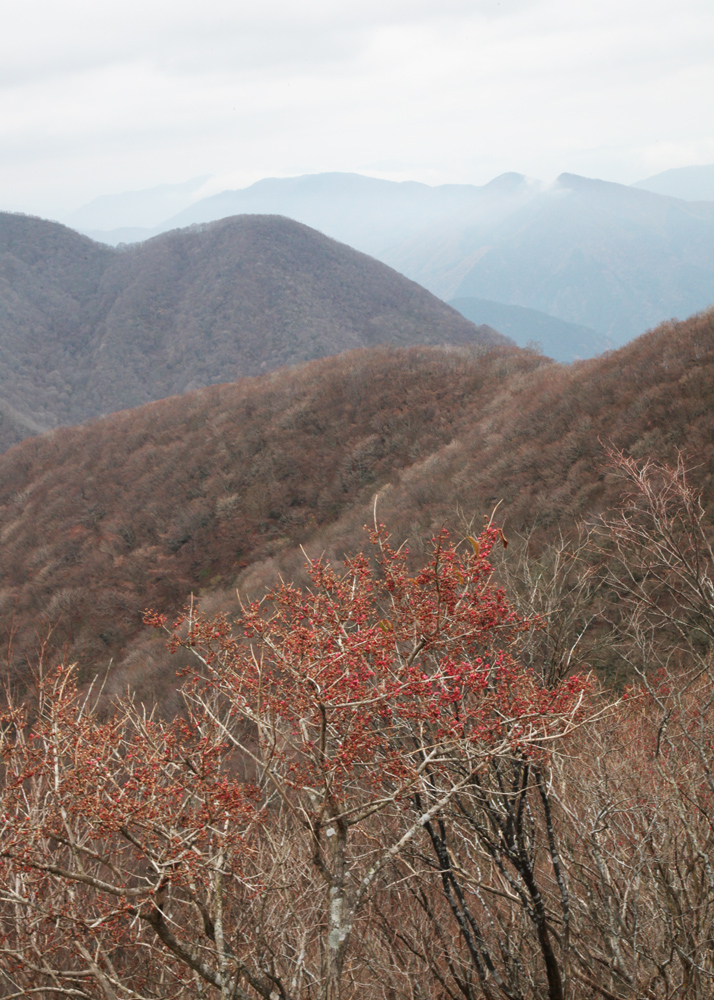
1,0,713,220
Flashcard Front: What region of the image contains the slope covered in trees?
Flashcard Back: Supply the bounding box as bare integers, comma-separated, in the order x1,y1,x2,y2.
79,170,714,350
2,459,714,999
0,345,542,681
0,308,712,692
0,211,500,446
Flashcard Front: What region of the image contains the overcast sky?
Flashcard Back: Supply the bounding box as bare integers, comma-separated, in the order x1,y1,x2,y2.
1,0,713,219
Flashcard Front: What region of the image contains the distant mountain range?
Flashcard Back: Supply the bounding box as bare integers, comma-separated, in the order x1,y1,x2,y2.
75,171,536,257
633,163,714,202
71,171,714,352
62,176,211,232
450,298,606,363
0,211,502,451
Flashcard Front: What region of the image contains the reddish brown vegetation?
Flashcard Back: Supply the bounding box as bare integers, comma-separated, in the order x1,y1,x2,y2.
0,524,592,999
0,307,712,688
2,455,714,998
0,345,543,682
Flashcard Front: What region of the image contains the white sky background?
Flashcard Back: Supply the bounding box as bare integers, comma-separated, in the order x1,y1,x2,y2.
1,0,713,219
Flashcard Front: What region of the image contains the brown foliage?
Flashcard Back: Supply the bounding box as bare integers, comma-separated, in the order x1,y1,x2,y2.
0,306,713,689
3,457,714,998
0,345,542,684
0,524,592,1000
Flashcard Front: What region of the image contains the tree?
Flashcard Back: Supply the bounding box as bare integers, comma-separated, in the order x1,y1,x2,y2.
530,451,714,1000
0,523,591,999
0,664,267,999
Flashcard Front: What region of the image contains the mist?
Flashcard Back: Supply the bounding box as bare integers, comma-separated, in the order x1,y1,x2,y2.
1,0,713,219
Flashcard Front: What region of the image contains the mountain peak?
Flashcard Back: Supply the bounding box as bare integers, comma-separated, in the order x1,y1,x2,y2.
0,210,506,450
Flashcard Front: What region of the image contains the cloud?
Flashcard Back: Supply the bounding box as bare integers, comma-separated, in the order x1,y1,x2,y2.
0,1,520,82
1,0,712,217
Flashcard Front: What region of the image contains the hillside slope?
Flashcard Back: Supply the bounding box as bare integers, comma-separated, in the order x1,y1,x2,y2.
450,297,607,362
79,171,714,350
0,344,541,678
633,163,714,201
0,214,113,436
0,212,500,441
424,175,714,344
0,308,712,691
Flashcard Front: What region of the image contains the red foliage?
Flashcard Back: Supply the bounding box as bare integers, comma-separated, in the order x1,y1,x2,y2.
167,525,589,778
0,523,592,998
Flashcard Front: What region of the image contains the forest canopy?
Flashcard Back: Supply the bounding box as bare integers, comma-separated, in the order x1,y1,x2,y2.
0,306,712,697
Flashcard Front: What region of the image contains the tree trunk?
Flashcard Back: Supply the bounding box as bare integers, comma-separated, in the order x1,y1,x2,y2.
324,884,350,1000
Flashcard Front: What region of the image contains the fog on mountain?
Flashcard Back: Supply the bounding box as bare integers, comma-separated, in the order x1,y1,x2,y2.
72,169,714,353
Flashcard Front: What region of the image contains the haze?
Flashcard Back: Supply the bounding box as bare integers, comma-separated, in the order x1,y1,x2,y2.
1,0,713,219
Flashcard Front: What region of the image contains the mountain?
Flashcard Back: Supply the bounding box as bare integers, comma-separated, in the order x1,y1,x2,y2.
62,176,212,232
79,171,714,351
633,164,714,202
0,396,45,453
0,214,114,442
0,342,542,689
0,211,503,444
450,297,607,362
408,175,714,346
0,306,712,695
79,171,537,254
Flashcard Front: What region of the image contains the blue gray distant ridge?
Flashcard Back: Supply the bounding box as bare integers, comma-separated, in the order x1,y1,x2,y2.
633,164,714,202
449,298,607,364
68,169,714,358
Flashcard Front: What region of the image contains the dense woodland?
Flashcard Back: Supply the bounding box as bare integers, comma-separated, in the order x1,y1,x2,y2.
0,307,711,695
0,303,713,998
1,449,713,999
0,211,499,450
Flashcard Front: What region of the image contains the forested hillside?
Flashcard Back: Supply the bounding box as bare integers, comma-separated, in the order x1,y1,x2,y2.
0,307,712,695
0,345,542,683
80,170,714,350
1,312,714,999
0,211,499,448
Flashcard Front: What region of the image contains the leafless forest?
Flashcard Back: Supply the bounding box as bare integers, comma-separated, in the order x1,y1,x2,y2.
0,308,713,998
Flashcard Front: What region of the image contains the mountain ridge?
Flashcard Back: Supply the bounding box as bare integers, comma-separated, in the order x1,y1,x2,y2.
450,296,607,362
0,210,504,448
633,163,714,202
75,170,714,351
0,307,712,694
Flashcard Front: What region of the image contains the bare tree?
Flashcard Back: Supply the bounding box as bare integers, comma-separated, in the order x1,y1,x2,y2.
0,525,591,1000
550,451,714,999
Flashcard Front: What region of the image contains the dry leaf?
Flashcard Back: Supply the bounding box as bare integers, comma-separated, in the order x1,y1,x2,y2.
466,536,480,557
